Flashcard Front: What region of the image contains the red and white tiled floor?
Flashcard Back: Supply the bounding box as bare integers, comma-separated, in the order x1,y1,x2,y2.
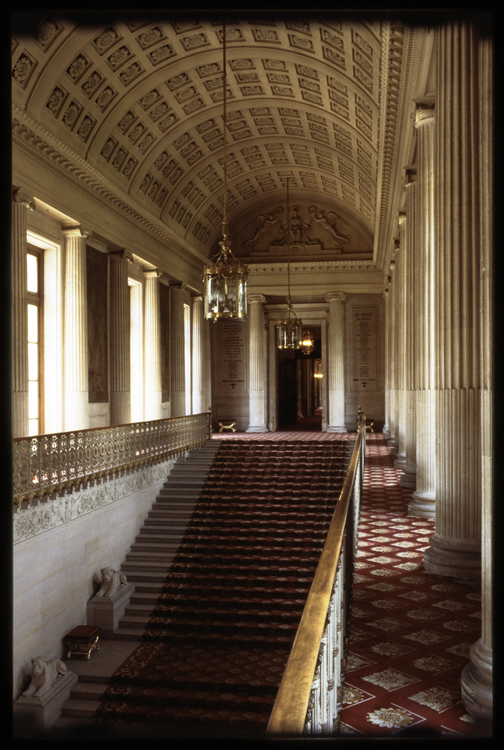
212,426,485,738
339,433,483,738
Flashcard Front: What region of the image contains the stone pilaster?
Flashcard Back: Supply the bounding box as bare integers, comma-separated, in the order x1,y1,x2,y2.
143,270,162,420
247,294,267,432
400,170,417,489
385,257,397,450
170,284,186,417
410,100,436,519
423,22,481,581
191,296,205,415
63,225,90,431
12,188,35,438
325,292,346,432
109,252,131,426
394,221,407,468
461,24,493,721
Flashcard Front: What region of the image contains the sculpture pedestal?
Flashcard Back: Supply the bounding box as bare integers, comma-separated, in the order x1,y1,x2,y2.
13,671,78,737
87,582,135,635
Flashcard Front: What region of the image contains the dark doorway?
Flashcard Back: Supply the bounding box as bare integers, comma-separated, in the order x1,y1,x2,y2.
278,358,297,427
277,334,322,432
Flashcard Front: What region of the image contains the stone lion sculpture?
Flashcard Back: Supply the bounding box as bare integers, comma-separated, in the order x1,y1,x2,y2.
23,657,67,697
94,566,127,598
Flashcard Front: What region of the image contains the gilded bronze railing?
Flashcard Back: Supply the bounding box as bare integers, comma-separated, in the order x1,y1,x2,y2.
266,410,366,736
13,412,212,507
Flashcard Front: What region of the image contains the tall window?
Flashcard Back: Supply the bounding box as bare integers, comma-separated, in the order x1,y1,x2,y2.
27,246,43,435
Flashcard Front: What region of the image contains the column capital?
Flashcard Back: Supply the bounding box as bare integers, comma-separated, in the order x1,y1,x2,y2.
414,95,435,126
63,224,92,239
325,292,346,303
109,249,134,263
248,294,266,304
143,268,161,279
12,186,36,211
403,164,417,185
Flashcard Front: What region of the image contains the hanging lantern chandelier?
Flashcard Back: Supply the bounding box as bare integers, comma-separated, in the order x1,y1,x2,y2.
276,178,303,349
203,23,248,322
300,329,315,356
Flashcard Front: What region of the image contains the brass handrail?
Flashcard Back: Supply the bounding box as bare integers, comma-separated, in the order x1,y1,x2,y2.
13,411,212,507
266,411,366,735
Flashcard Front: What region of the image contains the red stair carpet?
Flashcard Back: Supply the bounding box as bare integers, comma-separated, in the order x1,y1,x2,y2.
94,439,349,737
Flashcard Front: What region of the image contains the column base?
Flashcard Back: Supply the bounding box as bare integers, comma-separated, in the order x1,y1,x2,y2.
423,534,481,580
246,425,268,433
399,470,416,489
326,425,347,433
394,452,406,468
461,639,493,725
408,490,436,519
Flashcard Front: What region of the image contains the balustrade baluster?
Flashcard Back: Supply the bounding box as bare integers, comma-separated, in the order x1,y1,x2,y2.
13,412,210,505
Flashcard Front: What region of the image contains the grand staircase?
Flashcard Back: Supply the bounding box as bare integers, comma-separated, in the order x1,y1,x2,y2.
54,439,349,738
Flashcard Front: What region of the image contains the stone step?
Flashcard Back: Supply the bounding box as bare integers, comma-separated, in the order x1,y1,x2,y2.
122,558,174,569
119,569,169,582
60,698,103,719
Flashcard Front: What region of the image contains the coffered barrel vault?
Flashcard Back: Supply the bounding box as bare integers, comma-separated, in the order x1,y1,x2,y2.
12,13,430,276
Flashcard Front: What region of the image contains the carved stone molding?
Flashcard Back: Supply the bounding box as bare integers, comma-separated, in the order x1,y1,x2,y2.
12,111,207,271
249,260,377,276
13,457,177,544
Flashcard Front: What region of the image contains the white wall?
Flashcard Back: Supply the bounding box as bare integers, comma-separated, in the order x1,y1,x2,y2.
13,458,176,699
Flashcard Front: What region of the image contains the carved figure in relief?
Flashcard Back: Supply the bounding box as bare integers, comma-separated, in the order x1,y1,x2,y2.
94,567,127,598
22,657,67,697
243,208,284,250
307,206,350,248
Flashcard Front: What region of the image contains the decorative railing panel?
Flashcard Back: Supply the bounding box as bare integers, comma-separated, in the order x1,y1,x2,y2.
13,412,211,507
267,411,366,736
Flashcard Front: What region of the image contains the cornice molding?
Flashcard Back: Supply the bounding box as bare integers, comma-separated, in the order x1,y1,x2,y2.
374,24,429,273
249,260,378,276
12,109,208,271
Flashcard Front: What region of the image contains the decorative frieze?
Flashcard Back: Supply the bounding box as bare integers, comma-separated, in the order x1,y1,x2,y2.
13,457,177,544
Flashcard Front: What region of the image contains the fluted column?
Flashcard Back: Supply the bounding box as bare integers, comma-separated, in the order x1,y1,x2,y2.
461,24,493,721
423,22,481,580
63,225,90,431
170,284,186,417
109,251,131,425
325,292,346,432
394,220,407,468
400,171,417,489
12,188,35,438
144,269,162,420
410,100,436,518
247,294,267,432
191,296,204,415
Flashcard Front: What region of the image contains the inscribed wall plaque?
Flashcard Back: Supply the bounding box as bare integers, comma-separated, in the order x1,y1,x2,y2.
350,306,378,391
